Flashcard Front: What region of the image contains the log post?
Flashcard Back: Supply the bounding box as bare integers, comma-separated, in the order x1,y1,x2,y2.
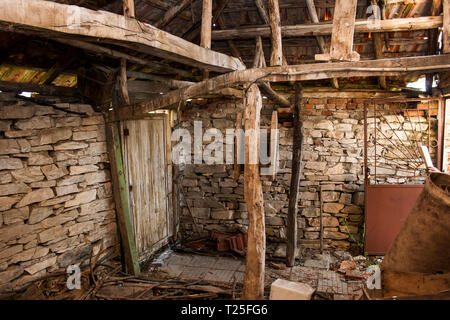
123,0,135,18
370,0,387,89
243,84,266,300
286,82,303,267
305,0,339,89
444,0,450,53
267,0,283,66
201,0,213,79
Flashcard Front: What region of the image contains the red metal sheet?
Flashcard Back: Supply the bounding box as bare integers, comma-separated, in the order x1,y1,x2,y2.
365,184,424,255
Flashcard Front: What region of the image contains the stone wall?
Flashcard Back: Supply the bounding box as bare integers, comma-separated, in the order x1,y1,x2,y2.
0,97,119,294
175,95,437,254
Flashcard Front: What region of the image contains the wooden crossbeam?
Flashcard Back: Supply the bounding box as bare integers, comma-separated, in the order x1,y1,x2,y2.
108,54,450,120
211,16,443,40
0,0,245,73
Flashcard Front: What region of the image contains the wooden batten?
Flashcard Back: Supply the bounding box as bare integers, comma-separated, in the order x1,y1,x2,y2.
105,123,141,276
286,83,303,267
242,84,265,300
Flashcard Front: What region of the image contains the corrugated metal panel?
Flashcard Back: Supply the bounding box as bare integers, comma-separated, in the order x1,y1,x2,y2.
123,118,170,261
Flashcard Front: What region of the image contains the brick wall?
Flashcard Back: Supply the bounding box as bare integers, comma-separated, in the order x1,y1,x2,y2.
0,98,119,294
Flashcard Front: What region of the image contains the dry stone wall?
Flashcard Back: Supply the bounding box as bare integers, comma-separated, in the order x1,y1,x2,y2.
0,98,119,294
176,96,436,254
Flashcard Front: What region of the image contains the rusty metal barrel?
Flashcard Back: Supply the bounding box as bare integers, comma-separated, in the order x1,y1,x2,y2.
381,172,450,274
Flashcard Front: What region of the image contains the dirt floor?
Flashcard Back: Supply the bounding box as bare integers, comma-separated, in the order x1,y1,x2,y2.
3,238,380,300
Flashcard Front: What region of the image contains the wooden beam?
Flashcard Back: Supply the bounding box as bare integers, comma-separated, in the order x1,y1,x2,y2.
143,0,192,21
0,80,77,96
317,0,359,61
242,83,265,300
234,112,243,181
286,82,303,267
305,0,339,89
371,1,387,89
123,0,135,18
0,0,245,73
185,0,231,42
55,39,192,78
444,0,450,53
268,110,279,180
126,71,194,88
105,122,140,275
108,54,450,120
119,58,131,105
268,0,283,66
426,0,442,94
211,16,443,40
217,16,242,58
153,0,193,29
201,0,213,78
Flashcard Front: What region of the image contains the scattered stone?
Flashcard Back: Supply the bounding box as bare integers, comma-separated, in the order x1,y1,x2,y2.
270,279,315,300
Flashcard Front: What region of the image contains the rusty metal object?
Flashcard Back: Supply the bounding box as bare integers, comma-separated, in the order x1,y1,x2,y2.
365,184,424,255
210,231,247,256
381,172,450,274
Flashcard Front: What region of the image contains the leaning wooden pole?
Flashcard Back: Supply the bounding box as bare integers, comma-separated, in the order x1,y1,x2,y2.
105,123,141,275
243,84,266,300
286,82,303,267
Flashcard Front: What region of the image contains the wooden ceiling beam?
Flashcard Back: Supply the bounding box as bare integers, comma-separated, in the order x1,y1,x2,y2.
0,0,245,73
108,54,450,120
211,16,443,40
153,0,194,29
55,39,192,78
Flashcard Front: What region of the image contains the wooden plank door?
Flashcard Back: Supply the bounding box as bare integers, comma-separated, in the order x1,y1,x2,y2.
122,117,171,261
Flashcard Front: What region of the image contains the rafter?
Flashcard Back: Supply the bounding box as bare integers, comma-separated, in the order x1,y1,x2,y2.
153,0,193,29
0,0,245,73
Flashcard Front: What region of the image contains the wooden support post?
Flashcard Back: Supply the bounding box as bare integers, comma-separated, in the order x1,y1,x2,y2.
267,0,283,66
243,84,265,300
426,0,441,94
123,0,135,18
234,112,243,180
305,0,339,89
315,0,360,62
119,58,131,105
105,123,140,275
370,0,387,89
286,82,303,267
201,0,213,79
444,0,450,53
269,111,279,180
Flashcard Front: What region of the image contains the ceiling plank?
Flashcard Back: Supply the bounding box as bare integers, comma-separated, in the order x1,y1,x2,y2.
0,0,245,73
0,80,77,96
